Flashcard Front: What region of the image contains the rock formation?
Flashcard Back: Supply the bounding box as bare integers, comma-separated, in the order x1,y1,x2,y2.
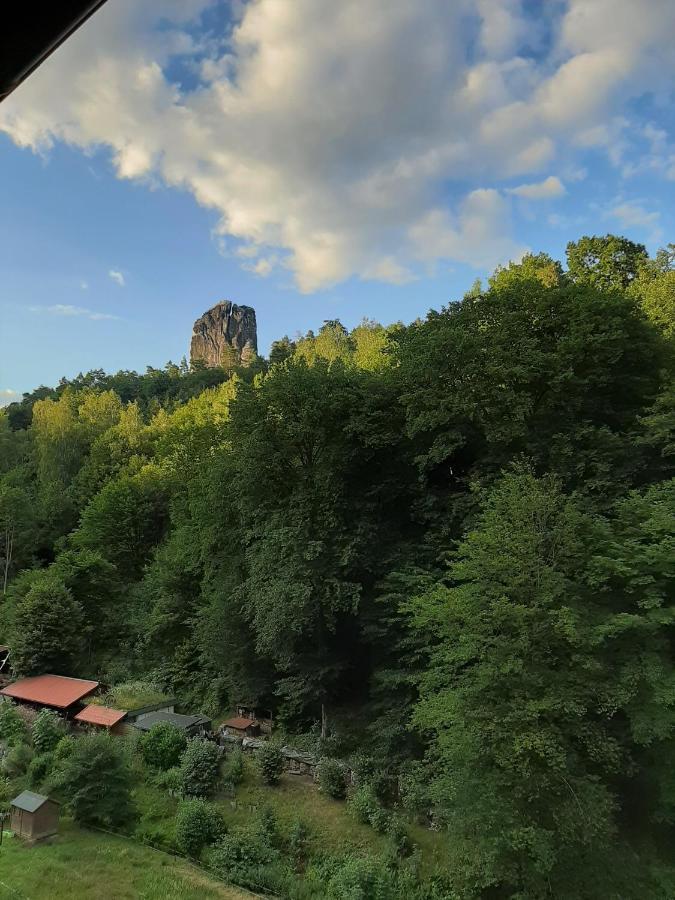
190,301,258,369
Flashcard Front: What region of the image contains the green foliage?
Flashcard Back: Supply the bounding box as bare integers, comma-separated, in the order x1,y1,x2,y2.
207,826,284,892
55,731,133,827
257,742,284,786
175,798,226,858
140,722,188,770
317,757,347,799
348,782,381,826
27,751,55,790
223,747,244,786
178,739,221,797
2,742,33,778
566,234,649,290
3,234,675,895
0,701,27,747
32,709,65,753
10,575,84,676
411,468,670,896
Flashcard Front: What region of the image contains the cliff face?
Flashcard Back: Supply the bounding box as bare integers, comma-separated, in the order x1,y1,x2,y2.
190,301,258,368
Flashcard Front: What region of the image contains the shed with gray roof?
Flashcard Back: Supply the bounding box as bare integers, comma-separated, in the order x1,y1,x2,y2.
10,791,59,842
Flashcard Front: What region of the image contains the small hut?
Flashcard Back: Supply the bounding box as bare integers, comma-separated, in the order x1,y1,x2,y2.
222,716,260,738
282,747,318,777
10,791,59,842
131,710,212,737
74,705,127,734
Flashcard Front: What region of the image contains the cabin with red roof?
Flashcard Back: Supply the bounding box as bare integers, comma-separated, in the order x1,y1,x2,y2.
0,674,99,714
74,704,127,735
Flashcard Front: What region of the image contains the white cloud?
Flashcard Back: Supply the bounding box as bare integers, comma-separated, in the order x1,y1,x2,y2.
80,279,89,290
1,0,674,290
108,269,125,287
30,304,120,321
0,389,21,407
409,189,527,270
609,202,660,229
507,175,566,199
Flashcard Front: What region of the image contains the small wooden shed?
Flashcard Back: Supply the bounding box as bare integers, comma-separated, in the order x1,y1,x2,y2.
10,791,59,842
222,716,260,738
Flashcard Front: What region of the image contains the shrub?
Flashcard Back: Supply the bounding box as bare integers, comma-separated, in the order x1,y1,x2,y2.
55,731,133,827
27,751,55,789
153,765,182,795
317,757,347,800
32,709,64,753
257,804,279,848
257,741,283,786
2,742,33,777
175,798,226,858
224,747,244,786
179,739,220,797
53,735,76,762
369,806,389,834
309,853,401,900
348,782,380,825
141,722,187,770
386,815,413,857
207,827,277,885
0,701,27,747
288,819,311,869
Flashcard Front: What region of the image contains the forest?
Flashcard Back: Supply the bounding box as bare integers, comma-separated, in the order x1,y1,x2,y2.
1,233,675,897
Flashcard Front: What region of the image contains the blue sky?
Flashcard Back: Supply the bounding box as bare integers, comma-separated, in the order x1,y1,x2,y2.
1,0,674,402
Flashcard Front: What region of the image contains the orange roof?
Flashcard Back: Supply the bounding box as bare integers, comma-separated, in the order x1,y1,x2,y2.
224,716,255,730
0,675,99,709
74,705,126,728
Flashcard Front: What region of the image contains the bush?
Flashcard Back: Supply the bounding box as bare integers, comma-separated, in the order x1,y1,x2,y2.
0,701,27,747
207,827,278,887
386,815,413,857
55,731,133,827
317,757,347,800
257,742,283,786
27,751,55,789
348,782,380,825
257,805,279,848
140,722,187,770
2,742,33,777
153,765,182,794
175,798,226,858
288,819,311,870
32,709,64,753
179,739,221,797
224,747,244,786
53,735,76,762
309,853,401,900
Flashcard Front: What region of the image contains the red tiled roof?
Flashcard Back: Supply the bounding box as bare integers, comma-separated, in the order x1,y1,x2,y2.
74,705,126,728
223,716,255,730
0,675,99,708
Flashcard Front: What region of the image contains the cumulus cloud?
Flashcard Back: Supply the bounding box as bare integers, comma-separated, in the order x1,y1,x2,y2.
0,389,21,408
30,304,120,321
409,189,527,269
507,175,566,199
109,269,125,287
609,202,660,230
1,0,674,290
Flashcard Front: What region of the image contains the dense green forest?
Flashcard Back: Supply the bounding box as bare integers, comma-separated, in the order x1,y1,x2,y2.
2,234,675,897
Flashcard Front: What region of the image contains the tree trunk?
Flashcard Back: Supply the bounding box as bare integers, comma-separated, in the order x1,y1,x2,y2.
321,702,328,740
2,525,13,596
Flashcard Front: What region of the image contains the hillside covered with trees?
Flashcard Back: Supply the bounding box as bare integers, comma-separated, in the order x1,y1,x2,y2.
1,234,675,897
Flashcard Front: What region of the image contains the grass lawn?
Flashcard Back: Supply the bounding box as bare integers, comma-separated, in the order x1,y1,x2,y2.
0,821,253,900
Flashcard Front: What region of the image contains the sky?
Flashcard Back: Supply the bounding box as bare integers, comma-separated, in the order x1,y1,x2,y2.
1,0,674,403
